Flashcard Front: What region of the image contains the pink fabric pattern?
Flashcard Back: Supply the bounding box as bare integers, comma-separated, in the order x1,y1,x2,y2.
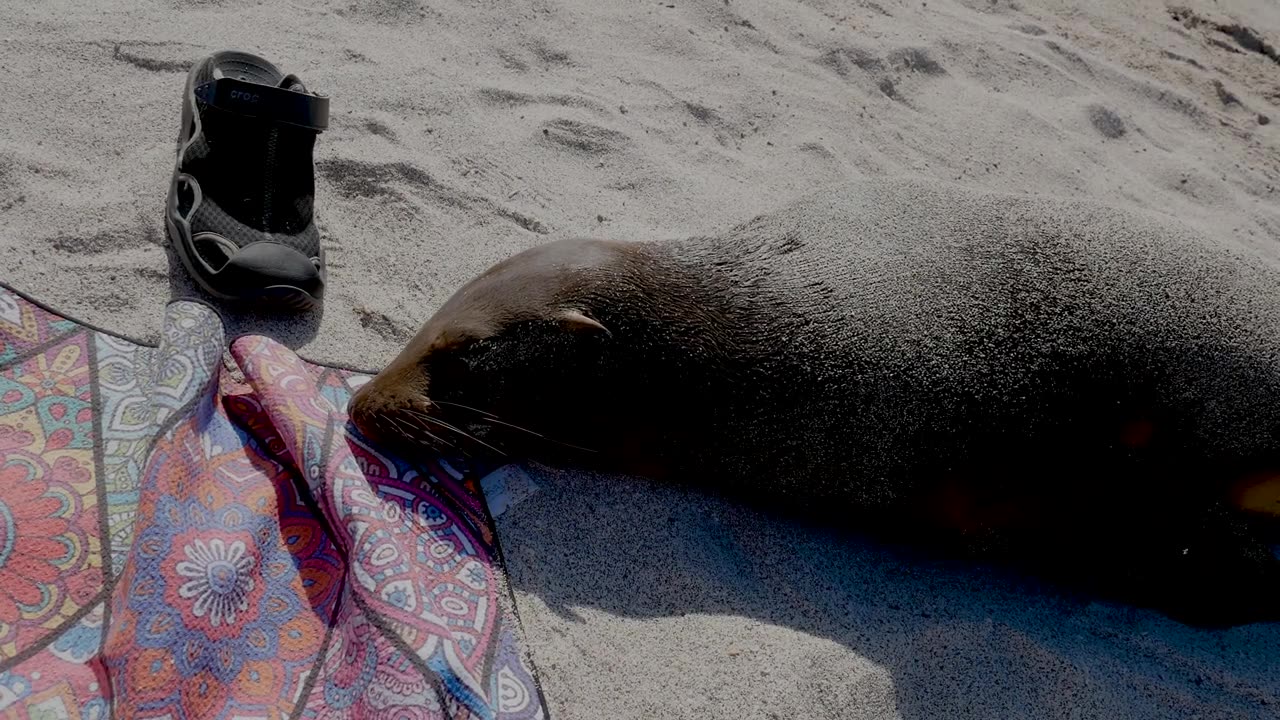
0,283,545,719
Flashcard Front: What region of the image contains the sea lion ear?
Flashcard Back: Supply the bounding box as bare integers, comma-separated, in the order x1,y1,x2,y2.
556,309,611,337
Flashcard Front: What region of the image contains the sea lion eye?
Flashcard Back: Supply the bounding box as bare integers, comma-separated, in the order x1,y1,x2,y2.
423,349,472,390
418,331,477,378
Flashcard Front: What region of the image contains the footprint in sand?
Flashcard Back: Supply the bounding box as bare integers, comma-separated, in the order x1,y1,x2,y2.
362,120,398,141
354,305,412,342
46,218,163,254
110,41,196,73
477,87,600,111
1087,105,1127,139
540,118,632,155
318,158,549,234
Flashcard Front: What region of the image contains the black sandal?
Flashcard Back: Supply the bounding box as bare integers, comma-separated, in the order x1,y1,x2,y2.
166,51,330,311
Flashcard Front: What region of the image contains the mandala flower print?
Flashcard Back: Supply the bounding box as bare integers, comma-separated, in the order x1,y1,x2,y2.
175,538,256,627
0,461,75,626
12,344,86,401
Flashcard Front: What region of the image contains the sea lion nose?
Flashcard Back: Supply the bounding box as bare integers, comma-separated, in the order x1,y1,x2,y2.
347,382,384,441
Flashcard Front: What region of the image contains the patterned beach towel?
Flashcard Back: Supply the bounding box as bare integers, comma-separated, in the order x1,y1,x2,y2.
0,283,546,719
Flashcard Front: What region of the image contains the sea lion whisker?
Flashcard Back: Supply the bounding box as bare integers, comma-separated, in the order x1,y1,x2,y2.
405,412,508,457
385,415,417,436
405,406,596,454
390,415,456,450
427,399,499,419
477,417,599,454
386,416,425,443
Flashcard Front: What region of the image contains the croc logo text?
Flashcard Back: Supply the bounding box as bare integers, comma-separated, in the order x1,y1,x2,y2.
229,90,260,103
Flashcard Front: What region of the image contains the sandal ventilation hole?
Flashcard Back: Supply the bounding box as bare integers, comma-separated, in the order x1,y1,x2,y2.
193,234,238,272
176,178,196,218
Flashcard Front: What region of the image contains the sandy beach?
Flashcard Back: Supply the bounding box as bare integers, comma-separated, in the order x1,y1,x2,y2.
1,0,1278,717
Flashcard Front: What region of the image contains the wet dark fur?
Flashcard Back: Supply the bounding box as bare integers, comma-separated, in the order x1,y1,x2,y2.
351,179,1280,626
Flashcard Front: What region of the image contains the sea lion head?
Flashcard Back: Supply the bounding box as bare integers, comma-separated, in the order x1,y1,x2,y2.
348,238,630,460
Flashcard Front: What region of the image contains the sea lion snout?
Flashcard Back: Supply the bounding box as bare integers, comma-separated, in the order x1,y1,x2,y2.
347,362,434,448
346,237,634,459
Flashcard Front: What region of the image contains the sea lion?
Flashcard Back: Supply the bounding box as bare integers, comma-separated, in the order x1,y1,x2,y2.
349,178,1280,625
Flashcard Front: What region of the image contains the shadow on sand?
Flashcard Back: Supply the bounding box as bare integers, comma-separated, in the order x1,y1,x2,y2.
496,464,1279,719
164,242,323,349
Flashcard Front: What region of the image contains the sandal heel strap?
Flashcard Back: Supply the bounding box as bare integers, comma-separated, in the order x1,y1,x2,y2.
194,77,329,131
